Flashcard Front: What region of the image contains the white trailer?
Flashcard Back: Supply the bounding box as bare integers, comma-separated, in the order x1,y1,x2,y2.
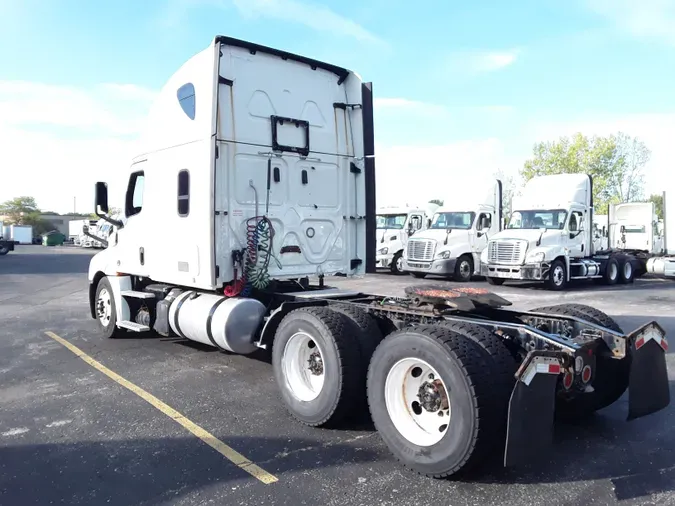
86,36,670,479
403,179,503,282
375,203,439,274
9,225,33,244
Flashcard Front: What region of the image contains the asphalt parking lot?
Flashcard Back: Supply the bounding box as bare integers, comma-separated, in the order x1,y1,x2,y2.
1,246,674,506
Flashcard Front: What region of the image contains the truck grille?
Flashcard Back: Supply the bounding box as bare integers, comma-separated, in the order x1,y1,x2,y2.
407,239,435,261
488,240,526,265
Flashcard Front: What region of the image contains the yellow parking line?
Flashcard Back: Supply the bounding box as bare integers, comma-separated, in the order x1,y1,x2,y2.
44,331,278,485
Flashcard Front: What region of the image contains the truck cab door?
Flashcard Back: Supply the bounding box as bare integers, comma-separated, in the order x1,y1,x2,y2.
472,212,492,254
116,170,148,275
567,209,585,258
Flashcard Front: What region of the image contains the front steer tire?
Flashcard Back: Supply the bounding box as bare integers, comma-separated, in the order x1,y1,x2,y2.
95,277,125,339
272,307,362,428
367,325,503,478
530,303,629,419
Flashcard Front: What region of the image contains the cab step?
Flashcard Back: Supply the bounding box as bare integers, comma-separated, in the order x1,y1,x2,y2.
118,320,150,332
120,290,155,299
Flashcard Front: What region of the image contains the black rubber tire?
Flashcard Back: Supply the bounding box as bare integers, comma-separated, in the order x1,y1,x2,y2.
545,258,567,291
486,276,505,286
454,255,473,282
0,246,8,256
530,303,629,418
618,256,635,284
410,272,427,279
272,307,363,427
603,257,620,285
367,325,502,478
390,251,404,275
437,321,516,430
95,277,124,339
331,304,383,368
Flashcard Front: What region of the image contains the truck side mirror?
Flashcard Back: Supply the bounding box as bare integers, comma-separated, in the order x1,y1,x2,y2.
95,182,109,214
620,225,626,234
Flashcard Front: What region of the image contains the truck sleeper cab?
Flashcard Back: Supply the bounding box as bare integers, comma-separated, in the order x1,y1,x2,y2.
87,37,670,481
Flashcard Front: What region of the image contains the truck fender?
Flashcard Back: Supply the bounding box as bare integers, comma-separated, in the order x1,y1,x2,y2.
256,300,327,348
89,274,131,323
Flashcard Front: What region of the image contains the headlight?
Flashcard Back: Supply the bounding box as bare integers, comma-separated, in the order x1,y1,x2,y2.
526,251,545,263
436,250,452,259
378,247,389,255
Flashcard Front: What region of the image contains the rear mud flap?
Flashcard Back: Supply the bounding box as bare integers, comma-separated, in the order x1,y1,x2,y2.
627,322,670,421
503,354,559,467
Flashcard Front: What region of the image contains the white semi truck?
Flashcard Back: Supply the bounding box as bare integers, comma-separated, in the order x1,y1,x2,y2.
647,191,675,278
87,36,670,479
403,180,503,282
609,202,663,254
480,173,656,290
376,203,439,274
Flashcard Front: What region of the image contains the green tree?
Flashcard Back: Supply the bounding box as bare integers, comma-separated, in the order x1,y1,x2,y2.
428,199,444,207
649,193,664,219
0,196,40,223
521,132,648,213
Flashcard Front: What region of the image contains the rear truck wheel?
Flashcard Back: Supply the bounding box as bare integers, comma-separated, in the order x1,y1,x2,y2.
0,245,8,256
410,272,427,279
618,256,635,284
367,325,503,478
530,304,629,419
486,276,505,286
391,251,404,275
272,307,362,427
603,257,620,285
545,258,567,291
454,255,473,282
331,304,383,362
95,277,125,339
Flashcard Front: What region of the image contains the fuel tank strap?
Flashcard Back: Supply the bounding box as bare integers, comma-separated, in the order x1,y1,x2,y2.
206,297,229,349
173,291,192,339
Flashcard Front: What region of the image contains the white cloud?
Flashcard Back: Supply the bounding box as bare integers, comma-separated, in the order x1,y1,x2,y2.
231,0,387,47
374,139,520,206
448,49,520,74
587,0,675,46
0,81,156,213
374,97,449,116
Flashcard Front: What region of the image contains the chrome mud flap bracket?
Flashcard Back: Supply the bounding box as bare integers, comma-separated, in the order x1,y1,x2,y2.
503,351,561,467
626,321,670,421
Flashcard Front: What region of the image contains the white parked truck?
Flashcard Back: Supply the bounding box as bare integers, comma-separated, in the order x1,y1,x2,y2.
375,203,439,274
647,191,675,278
403,179,503,282
87,36,670,479
609,202,663,254
481,173,653,290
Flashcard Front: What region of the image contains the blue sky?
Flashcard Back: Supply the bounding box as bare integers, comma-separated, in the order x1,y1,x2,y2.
1,0,675,212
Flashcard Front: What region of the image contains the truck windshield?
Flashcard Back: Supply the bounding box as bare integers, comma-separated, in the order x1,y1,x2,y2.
509,210,567,230
430,212,475,230
377,214,407,229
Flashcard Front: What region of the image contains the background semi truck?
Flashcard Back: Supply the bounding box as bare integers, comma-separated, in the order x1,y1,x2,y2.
376,203,439,274
87,36,670,479
481,174,653,290
403,179,503,282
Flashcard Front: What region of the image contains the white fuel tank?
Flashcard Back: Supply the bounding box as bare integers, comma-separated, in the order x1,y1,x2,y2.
646,257,675,278
168,291,266,354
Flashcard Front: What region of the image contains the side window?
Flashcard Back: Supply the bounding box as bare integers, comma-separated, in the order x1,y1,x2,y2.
178,170,190,217
569,211,582,232
177,83,196,120
125,171,145,217
478,213,492,229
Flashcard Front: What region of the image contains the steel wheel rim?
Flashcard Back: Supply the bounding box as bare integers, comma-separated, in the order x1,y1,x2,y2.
609,262,618,280
384,357,451,446
396,255,404,272
97,288,112,327
460,260,471,279
553,265,564,286
282,332,325,402
623,261,632,279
